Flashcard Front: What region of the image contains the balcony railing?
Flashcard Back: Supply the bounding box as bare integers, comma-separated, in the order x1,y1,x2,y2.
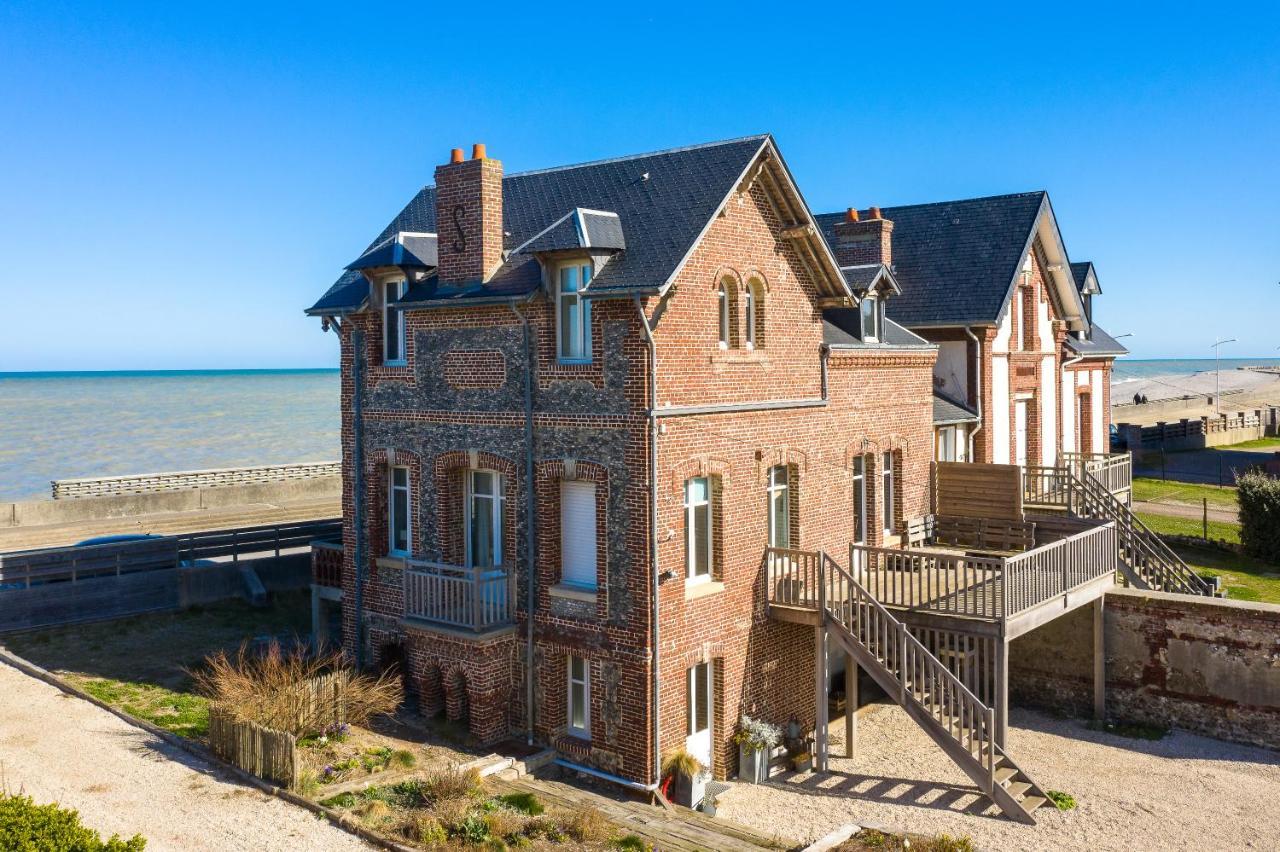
1062,451,1132,497
403,559,514,632
311,539,343,588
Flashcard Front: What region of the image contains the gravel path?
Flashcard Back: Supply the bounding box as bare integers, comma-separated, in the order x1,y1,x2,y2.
0,659,371,851
716,704,1280,851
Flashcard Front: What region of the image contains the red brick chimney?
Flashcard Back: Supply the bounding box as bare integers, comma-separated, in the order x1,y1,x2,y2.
832,206,893,268
434,143,504,285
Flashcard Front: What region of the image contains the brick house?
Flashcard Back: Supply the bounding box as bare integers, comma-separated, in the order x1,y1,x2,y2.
306,135,941,790
814,195,1129,478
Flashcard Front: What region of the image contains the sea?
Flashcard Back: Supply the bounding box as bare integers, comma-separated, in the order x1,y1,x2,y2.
0,370,339,501
3,360,1280,502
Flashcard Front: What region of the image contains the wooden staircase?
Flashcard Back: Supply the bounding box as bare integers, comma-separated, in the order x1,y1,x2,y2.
817,555,1049,824
1066,469,1214,597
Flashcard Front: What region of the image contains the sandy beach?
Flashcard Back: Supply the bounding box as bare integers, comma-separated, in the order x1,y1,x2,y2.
1112,368,1280,426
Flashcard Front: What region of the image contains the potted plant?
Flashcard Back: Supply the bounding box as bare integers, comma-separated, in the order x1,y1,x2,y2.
661,747,706,809
733,715,782,783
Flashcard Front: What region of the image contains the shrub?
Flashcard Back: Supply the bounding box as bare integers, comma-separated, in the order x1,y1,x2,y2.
612,835,651,851
495,792,544,816
484,808,528,841
432,796,475,834
660,747,702,780
0,792,147,851
408,814,448,845
389,749,417,769
561,806,612,843
190,641,402,737
1238,471,1280,563
422,767,484,803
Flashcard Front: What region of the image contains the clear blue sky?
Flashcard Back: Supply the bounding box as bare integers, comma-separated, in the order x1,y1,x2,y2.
1,1,1277,371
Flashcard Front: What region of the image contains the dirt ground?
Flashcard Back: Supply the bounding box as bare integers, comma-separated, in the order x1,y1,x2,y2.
715,703,1280,851
0,659,373,851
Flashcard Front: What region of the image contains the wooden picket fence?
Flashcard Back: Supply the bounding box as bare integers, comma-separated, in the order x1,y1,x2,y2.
208,705,300,788
206,671,350,789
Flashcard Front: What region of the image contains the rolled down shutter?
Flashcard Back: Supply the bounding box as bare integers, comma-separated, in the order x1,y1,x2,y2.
561,481,597,588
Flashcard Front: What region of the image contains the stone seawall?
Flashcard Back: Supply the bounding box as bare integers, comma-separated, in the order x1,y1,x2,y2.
1010,588,1280,750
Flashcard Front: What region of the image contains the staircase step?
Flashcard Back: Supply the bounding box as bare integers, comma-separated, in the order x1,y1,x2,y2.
1004,781,1032,799
1020,795,1048,813
993,767,1017,786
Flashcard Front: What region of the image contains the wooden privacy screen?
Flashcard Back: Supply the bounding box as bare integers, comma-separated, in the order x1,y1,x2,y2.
934,462,1024,521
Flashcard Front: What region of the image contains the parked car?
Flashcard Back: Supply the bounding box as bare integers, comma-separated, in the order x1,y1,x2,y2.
73,533,164,547
1109,424,1125,452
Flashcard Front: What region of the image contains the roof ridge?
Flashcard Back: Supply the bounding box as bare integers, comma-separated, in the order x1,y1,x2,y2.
404,135,770,193
816,190,1047,218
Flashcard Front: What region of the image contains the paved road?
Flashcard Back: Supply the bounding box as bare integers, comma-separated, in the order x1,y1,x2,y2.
0,659,371,851
0,496,340,552
1133,499,1239,524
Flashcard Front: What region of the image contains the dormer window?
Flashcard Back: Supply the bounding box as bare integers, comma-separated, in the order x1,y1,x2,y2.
860,295,883,342
383,279,408,365
557,261,593,363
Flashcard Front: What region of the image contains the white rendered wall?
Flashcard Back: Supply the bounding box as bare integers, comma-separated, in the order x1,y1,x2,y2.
1040,353,1058,465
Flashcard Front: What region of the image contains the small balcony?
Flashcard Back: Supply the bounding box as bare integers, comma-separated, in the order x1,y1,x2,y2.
403,559,514,633
311,539,343,588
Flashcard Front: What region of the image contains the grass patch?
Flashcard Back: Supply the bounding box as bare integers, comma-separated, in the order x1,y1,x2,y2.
1134,511,1241,544
841,828,974,851
1224,436,1280,450
1087,718,1170,740
1133,477,1238,511
1170,544,1280,603
79,678,209,738
497,791,545,815
1045,789,1077,811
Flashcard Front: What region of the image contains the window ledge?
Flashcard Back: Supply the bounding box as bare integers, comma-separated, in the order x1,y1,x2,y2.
550,583,598,603
376,555,407,570
685,580,726,601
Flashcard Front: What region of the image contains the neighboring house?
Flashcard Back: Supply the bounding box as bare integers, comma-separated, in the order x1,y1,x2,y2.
306,136,938,790
815,194,1129,470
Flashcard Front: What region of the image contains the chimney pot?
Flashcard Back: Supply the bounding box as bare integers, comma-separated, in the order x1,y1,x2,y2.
472,143,487,160
450,147,464,164
869,206,882,220
845,207,860,223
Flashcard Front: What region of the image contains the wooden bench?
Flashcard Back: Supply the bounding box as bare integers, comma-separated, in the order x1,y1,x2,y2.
905,514,1035,554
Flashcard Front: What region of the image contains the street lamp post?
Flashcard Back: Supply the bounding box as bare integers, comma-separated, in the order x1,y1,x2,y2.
1212,337,1236,415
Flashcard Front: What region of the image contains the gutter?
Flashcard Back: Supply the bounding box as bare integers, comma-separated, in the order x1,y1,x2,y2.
963,327,984,462
633,296,661,786
654,397,826,418
509,304,537,747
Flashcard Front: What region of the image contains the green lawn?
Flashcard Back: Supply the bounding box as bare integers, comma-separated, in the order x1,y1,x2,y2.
1224,436,1280,450
1135,510,1241,544
4,592,312,740
1170,544,1280,604
1132,477,1238,511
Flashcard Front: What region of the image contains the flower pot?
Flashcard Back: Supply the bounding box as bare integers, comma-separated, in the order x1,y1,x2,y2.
790,752,813,773
737,743,768,784
670,771,708,809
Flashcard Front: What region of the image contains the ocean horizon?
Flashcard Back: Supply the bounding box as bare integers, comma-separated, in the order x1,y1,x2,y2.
4,360,1279,502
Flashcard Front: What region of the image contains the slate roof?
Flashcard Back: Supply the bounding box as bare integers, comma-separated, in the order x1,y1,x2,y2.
815,192,1047,327
346,232,438,271
513,208,626,255
823,310,933,349
308,136,771,315
1066,323,1129,357
933,393,979,425
1070,261,1091,290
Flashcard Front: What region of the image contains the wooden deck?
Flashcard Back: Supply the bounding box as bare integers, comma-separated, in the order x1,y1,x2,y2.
489,774,794,851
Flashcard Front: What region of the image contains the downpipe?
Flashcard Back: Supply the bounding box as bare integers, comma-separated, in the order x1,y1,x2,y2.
633,296,661,786
510,303,537,747
350,325,367,668
963,327,984,461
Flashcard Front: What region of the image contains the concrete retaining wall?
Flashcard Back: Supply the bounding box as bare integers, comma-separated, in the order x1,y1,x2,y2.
1010,587,1280,750
52,461,340,499
1,476,340,529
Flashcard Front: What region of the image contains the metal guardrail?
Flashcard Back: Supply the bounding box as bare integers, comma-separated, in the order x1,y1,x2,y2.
0,537,179,588
176,519,341,564
52,461,341,499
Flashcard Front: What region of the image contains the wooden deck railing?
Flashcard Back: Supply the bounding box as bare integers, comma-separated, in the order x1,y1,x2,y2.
403,560,513,632
764,547,823,609
1001,523,1117,614
848,544,1007,619
1023,465,1074,507
1062,451,1132,497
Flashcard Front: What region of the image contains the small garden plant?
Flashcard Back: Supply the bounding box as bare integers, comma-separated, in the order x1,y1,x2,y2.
1046,789,1077,811
842,828,974,852
1086,718,1170,741
731,715,782,751
0,791,146,851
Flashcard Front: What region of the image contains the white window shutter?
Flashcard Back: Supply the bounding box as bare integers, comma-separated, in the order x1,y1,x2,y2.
561,481,597,588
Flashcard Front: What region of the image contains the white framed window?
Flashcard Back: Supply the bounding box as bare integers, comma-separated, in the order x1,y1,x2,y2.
767,465,790,549
388,465,410,557
852,455,867,545
744,284,757,350
861,296,879,342
567,655,590,738
684,477,712,583
557,261,593,362
686,660,713,768
717,284,730,349
881,451,895,536
383,279,408,364
560,480,598,589
936,427,957,462
465,469,503,568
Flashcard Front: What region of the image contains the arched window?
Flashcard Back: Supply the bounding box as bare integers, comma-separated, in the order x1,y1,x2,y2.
745,278,765,349
717,283,730,348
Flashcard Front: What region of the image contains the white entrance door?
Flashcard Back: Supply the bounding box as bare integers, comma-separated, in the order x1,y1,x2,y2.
1014,400,1028,468
686,661,713,771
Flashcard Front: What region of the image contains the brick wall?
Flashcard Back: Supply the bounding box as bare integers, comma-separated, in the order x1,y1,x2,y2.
1010,588,1280,750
